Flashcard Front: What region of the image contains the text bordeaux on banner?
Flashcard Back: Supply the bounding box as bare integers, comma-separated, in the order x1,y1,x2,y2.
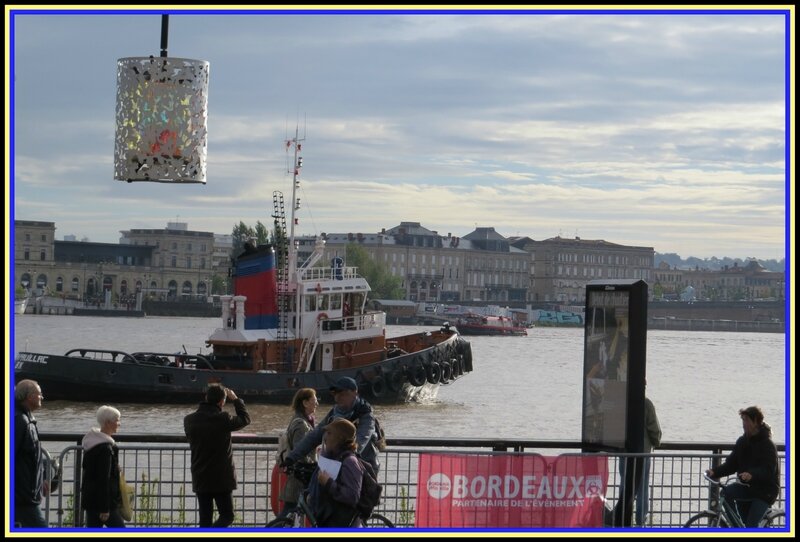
415,453,609,528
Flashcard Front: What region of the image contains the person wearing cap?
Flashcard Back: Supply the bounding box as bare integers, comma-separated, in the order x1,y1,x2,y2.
284,376,380,474
306,419,364,527
184,384,251,527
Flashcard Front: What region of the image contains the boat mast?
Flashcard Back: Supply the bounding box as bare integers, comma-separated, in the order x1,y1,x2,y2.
286,125,304,280
286,125,305,342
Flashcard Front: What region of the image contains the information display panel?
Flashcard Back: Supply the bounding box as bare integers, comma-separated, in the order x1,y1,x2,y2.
581,280,647,453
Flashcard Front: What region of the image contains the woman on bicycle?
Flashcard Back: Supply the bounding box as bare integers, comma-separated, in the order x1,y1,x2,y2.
706,406,780,527
307,418,363,527
278,388,318,517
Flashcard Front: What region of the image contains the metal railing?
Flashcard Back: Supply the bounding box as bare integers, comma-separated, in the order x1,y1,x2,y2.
30,434,787,530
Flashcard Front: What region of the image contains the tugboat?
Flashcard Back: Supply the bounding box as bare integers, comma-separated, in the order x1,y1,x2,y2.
14,133,473,404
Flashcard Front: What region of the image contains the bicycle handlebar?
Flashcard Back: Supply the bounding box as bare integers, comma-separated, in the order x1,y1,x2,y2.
703,471,749,487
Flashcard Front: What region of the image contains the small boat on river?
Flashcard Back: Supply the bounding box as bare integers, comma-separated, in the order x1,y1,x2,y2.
14,135,473,404
455,313,528,336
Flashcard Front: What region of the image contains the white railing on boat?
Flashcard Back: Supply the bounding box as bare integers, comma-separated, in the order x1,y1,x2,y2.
299,266,359,282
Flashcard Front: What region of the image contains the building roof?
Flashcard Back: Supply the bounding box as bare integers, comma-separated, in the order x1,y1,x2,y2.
463,227,507,241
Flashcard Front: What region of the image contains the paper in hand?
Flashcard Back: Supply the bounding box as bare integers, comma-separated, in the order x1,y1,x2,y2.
318,455,342,479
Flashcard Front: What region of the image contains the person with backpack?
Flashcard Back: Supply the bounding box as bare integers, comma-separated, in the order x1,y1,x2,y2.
284,377,381,474
306,419,363,527
277,388,318,517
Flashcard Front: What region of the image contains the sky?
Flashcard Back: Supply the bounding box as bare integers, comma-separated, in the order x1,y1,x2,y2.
7,7,792,261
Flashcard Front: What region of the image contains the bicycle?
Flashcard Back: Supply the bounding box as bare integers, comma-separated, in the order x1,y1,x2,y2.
684,473,785,528
267,463,395,528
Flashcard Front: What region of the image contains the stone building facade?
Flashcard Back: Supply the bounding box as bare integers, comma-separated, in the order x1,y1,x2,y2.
15,219,780,308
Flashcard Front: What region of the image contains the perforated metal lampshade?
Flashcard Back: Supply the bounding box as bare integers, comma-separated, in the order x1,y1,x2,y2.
114,56,209,183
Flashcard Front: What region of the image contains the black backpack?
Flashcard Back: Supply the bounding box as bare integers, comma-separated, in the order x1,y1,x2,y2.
345,452,382,520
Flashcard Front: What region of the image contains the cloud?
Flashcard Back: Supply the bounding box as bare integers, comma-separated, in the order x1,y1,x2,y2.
9,9,789,260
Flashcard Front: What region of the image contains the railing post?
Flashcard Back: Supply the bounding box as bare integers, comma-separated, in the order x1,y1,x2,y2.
73,446,84,527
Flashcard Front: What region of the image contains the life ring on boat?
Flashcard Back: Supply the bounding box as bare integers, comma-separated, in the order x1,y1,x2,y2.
426,362,442,384
318,312,329,321
369,376,386,399
387,368,406,392
343,342,354,355
315,283,322,294
408,364,427,387
440,361,452,383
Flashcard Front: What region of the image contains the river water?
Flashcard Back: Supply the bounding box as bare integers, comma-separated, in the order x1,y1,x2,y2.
11,315,788,446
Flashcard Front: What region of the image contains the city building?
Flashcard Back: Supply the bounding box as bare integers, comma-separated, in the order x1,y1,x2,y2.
654,260,784,301
14,220,220,303
320,222,529,303
510,236,655,304
15,219,781,310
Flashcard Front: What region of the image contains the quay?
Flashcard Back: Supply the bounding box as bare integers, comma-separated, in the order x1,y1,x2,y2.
31,433,787,530
648,317,784,333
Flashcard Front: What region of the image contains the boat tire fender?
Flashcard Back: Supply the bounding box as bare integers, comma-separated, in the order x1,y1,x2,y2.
370,376,386,399
463,348,473,372
451,357,462,377
426,362,442,384
387,368,405,392
440,361,452,382
409,364,427,387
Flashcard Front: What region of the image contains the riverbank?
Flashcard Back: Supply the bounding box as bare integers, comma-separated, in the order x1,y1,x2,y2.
648,316,783,333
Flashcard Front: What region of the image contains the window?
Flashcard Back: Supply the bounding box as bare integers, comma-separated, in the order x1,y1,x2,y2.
41,234,47,242
40,249,46,261
56,277,63,292
71,277,79,292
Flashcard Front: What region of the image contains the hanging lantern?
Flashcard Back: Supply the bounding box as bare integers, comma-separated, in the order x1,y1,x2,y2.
114,55,209,183
114,16,208,184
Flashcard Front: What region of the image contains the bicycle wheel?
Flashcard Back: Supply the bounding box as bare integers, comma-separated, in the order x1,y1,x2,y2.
363,513,395,528
761,510,786,528
684,511,724,528
266,517,296,528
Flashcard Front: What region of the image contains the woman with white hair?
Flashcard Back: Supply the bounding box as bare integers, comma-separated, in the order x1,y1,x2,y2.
81,405,125,527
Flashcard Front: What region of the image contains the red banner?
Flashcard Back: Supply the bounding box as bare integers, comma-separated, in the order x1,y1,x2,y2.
415,454,608,528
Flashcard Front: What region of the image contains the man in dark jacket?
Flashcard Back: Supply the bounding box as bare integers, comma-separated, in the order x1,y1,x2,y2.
285,376,380,473
184,385,250,527
14,379,48,527
706,406,780,527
